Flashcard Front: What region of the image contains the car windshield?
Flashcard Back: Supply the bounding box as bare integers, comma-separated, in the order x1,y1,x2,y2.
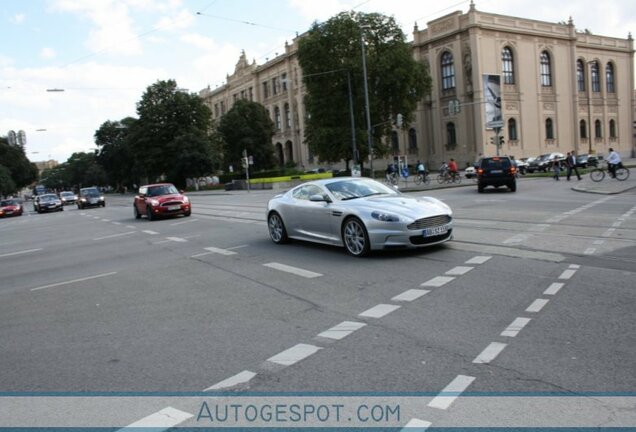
40,195,57,202
1,199,18,206
147,185,178,196
82,189,100,197
326,179,397,201
60,192,74,197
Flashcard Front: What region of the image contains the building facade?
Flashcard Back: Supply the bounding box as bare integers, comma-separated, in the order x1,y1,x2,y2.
199,3,635,172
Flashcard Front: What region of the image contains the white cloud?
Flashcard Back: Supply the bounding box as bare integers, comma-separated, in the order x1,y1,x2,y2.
154,8,195,31
11,13,26,24
40,47,57,59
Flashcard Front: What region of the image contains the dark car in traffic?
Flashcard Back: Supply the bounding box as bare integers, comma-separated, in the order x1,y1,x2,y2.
59,191,78,206
133,183,191,221
0,198,24,217
476,156,517,192
35,194,64,213
77,187,105,209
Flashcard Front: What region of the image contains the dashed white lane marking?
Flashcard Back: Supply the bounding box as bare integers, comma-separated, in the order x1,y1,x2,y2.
126,225,135,229
465,256,491,265
227,244,249,250
93,231,136,241
473,342,507,364
528,224,550,232
359,304,401,319
401,418,432,430
112,221,122,225
421,276,455,287
503,234,529,244
204,246,237,256
612,221,622,227
593,240,605,245
203,370,256,391
584,248,596,255
569,264,580,269
501,317,531,337
544,283,564,296
191,251,213,258
263,262,322,278
30,272,117,292
93,216,101,220
602,229,616,237
558,269,576,280
116,406,193,431
166,237,187,242
427,375,475,410
101,219,110,222
142,230,159,235
0,248,42,258
445,266,473,276
318,321,367,340
525,298,549,313
267,343,322,366
392,289,430,302
171,219,198,226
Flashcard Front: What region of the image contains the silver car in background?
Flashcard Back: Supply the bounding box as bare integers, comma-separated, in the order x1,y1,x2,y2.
266,177,453,257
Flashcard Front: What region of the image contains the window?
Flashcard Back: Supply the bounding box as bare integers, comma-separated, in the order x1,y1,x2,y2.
408,128,417,151
606,63,615,93
576,60,585,92
272,77,278,95
441,51,455,90
220,101,225,114
507,118,518,141
502,47,515,85
214,103,219,118
595,119,602,138
540,51,552,87
580,120,587,139
591,61,600,93
446,122,456,147
248,87,253,101
292,184,324,201
391,131,399,151
233,93,238,102
281,73,288,91
609,119,617,138
274,106,281,130
262,81,269,99
545,118,554,139
284,103,291,128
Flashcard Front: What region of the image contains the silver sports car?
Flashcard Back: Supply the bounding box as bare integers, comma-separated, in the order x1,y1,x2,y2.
266,177,453,257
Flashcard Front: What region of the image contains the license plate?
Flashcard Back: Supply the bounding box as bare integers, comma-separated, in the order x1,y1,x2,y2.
168,205,181,211
423,224,449,237
491,170,502,174
5,211,13,215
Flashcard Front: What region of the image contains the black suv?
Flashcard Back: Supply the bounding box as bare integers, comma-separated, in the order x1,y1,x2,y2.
477,156,517,193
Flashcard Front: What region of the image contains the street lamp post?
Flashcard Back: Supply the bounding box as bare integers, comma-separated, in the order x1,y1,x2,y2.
587,61,595,154
360,29,373,177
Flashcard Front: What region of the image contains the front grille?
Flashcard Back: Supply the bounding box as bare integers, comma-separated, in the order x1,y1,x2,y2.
161,200,183,207
409,229,452,245
407,214,452,230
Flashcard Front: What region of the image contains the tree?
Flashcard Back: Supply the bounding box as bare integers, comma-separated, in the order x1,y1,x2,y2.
0,165,16,198
0,136,39,192
94,117,137,191
128,80,217,187
297,11,431,166
217,99,276,171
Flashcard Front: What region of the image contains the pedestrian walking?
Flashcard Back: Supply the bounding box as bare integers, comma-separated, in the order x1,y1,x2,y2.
552,156,561,180
566,151,581,181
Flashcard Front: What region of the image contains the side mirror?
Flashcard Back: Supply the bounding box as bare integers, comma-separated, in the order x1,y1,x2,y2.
309,194,332,203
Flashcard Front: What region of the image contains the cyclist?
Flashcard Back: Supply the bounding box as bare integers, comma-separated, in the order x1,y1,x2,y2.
416,160,426,179
448,158,459,180
385,162,397,183
607,147,622,178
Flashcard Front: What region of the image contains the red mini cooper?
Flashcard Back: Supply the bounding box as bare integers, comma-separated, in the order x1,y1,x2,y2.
133,183,191,221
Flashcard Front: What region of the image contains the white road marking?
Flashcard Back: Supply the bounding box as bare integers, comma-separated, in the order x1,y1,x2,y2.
93,216,101,219
204,246,237,256
558,269,576,280
603,229,616,237
142,230,159,235
445,266,473,276
465,256,491,265
190,252,213,258
421,276,455,287
503,234,529,244
0,248,42,258
525,298,549,313
584,248,596,255
203,370,256,391
116,406,193,431
267,343,322,366
318,321,366,340
166,237,187,242
593,240,605,245
501,317,531,337
227,244,249,250
544,282,564,295
569,264,580,269
401,418,432,430
126,225,135,229
171,219,198,226
427,375,475,410
30,272,117,292
263,262,322,278
93,231,136,241
359,304,401,318
101,219,110,222
612,221,622,227
392,289,430,302
473,342,507,364
112,221,122,225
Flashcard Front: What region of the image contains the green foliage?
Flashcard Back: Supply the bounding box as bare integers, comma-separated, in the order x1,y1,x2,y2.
0,165,16,197
41,152,106,190
0,136,38,192
217,99,277,171
297,11,431,164
94,117,137,190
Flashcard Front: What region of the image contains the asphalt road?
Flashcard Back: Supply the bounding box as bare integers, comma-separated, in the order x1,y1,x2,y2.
1,177,635,427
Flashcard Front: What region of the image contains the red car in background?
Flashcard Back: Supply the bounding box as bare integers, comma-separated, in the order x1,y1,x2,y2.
0,198,24,217
133,183,191,221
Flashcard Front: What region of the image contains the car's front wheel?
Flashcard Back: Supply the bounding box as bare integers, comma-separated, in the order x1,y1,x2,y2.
146,206,154,221
134,205,141,219
342,217,370,257
268,211,289,244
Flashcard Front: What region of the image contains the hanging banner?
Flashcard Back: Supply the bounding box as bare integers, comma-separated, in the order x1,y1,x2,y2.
483,74,503,129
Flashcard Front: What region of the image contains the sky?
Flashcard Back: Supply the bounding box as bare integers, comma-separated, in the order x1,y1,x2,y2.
1,0,634,163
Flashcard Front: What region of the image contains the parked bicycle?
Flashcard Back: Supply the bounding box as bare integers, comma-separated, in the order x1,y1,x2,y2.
589,161,630,182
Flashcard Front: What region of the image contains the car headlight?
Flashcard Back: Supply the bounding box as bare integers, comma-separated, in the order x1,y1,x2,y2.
182,196,189,203
80,198,87,202
371,211,400,222
149,199,159,206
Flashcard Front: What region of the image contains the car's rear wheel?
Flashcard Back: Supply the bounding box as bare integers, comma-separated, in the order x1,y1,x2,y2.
134,205,141,219
268,211,289,244
342,217,370,257
146,206,154,221
478,183,485,193
509,181,517,192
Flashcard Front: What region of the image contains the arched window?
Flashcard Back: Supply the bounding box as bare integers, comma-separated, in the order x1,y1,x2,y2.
545,118,554,140
606,63,615,93
441,51,455,90
446,122,457,147
576,60,585,92
580,120,587,139
391,131,399,151
540,51,552,87
408,128,417,151
591,61,600,93
274,106,281,130
502,47,515,85
507,118,518,141
595,119,602,138
609,119,617,138
284,103,291,128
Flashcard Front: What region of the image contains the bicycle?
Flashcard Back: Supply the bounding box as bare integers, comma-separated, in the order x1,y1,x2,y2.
414,172,430,186
384,171,399,185
589,162,630,182
436,170,462,184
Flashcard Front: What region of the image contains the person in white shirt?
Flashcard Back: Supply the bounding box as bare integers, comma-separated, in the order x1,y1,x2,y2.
607,148,622,178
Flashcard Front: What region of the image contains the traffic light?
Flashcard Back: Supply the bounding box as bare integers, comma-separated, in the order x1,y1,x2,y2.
498,136,505,146
490,137,495,146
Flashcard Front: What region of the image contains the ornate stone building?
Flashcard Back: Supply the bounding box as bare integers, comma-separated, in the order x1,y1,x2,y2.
199,3,635,171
